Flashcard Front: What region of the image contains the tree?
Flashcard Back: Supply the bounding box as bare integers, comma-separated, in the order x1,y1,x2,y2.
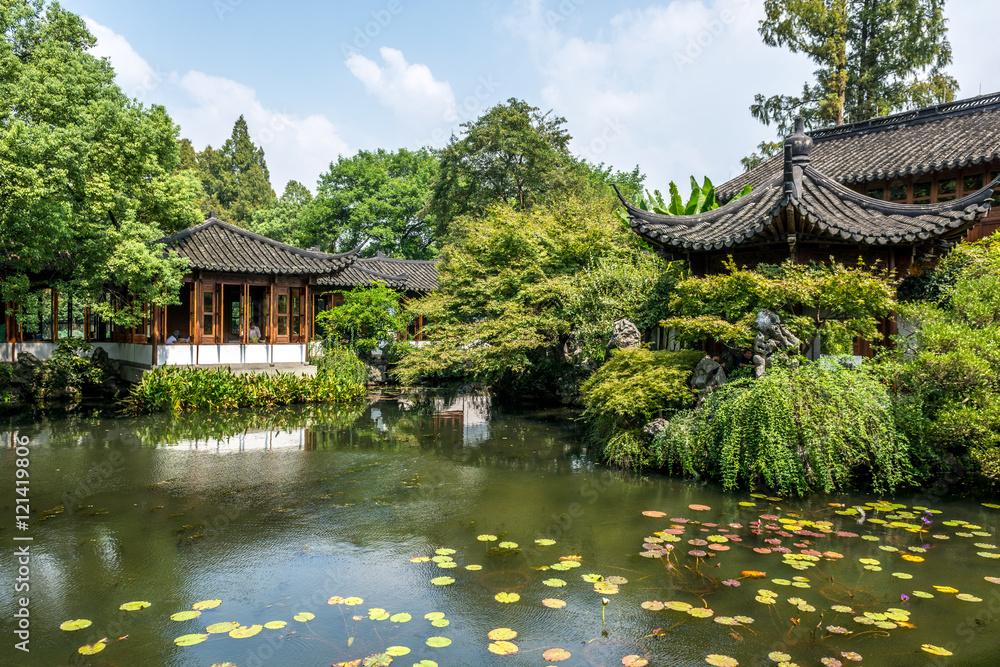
660,258,896,354
248,180,314,246
190,116,276,224
0,0,197,325
749,0,956,155
315,281,409,356
298,148,438,258
394,193,670,396
426,98,581,233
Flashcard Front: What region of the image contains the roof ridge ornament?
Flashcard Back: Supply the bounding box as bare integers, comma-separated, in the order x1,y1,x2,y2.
783,117,813,199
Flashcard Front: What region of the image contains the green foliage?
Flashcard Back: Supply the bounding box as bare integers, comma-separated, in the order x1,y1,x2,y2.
619,177,751,221
247,180,314,246
315,281,409,356
188,116,276,224
123,366,365,414
880,233,1000,484
299,148,438,258
427,98,582,234
0,0,198,325
394,195,668,394
752,0,956,136
315,344,369,387
661,258,895,353
650,363,910,495
581,348,703,423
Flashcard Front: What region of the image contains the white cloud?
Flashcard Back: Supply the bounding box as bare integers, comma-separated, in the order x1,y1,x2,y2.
504,0,818,189
345,47,456,127
84,18,349,193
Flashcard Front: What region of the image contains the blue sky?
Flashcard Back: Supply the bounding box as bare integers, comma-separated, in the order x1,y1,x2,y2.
63,0,999,195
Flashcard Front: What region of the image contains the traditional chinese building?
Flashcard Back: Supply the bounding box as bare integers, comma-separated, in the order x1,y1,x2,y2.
2,217,438,372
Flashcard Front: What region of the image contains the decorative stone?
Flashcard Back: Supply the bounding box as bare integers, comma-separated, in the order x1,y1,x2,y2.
749,309,801,379
644,418,669,440
609,319,641,350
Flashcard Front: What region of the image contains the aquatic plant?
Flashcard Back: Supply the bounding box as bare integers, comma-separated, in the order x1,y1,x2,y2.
123,366,366,414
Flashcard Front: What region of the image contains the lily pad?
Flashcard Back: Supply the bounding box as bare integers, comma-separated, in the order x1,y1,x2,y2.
465,564,482,570
622,656,649,667
543,647,572,661
119,600,151,611
488,640,518,655
642,511,667,517
386,646,411,656
768,652,791,662
543,578,567,587
207,621,240,634
170,610,201,621
293,612,315,622
229,624,262,638
435,548,456,555
705,655,738,667
78,640,107,655
424,612,446,620
425,636,452,647
488,628,517,640
535,538,557,545
495,592,520,603
60,619,93,631
430,576,455,586
498,541,518,549
431,618,450,627
689,504,712,511
412,662,438,667
477,534,497,541
264,620,287,629
542,598,567,608
390,613,412,623
641,600,664,610
921,644,953,656
192,599,222,610
344,597,364,605
174,633,208,646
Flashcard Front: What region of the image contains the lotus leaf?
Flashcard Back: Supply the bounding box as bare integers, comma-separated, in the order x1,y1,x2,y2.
390,613,412,623
495,592,520,603
229,624,262,638
264,621,287,629
498,541,518,549
78,640,107,655
174,633,208,646
386,646,411,656
465,564,482,570
193,599,222,610
344,597,364,605
535,539,556,545
543,647,572,661
425,636,451,647
170,610,202,621
488,628,517,640
542,598,567,608
60,619,92,631
921,644,953,656
119,601,151,611
488,640,518,655
362,653,392,667
424,612,445,620
294,612,315,622
768,652,791,662
431,619,450,627
543,578,567,587
705,655,738,666
430,577,454,586
477,535,497,541
622,656,648,667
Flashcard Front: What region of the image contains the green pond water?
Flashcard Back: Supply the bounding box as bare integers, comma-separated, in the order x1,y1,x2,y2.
1,392,998,667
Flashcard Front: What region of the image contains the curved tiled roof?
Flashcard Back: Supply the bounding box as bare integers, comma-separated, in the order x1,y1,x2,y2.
621,168,995,251
719,92,1000,200
158,218,358,274
317,253,439,293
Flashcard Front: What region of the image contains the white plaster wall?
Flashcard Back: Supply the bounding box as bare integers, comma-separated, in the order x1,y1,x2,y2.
271,344,306,364
158,344,196,366
0,344,12,363
15,342,56,361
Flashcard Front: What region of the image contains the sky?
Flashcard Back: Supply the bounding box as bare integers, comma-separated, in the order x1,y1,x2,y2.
62,0,1000,195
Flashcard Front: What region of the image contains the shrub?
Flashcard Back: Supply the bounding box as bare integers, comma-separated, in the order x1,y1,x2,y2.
649,363,910,496
123,366,366,414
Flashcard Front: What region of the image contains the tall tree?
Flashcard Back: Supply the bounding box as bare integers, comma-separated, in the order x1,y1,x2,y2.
299,148,439,259
426,98,580,233
745,0,957,168
247,180,313,246
0,0,197,325
190,116,276,224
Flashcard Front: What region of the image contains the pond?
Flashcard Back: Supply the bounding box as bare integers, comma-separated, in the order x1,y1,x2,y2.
1,391,998,667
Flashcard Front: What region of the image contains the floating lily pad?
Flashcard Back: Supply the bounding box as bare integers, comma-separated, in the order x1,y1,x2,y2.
642,511,667,517
477,534,497,541
78,640,107,655
892,572,913,579
293,612,315,622
535,538,556,545
170,610,201,621
412,661,438,667
60,619,92,631
174,633,208,646
207,621,240,634
641,600,664,610
921,644,953,656
622,656,648,667
705,655,738,667
664,601,692,611
488,640,518,655
933,585,959,593
344,597,364,605
264,620,287,629
768,652,791,662
431,619,450,627
362,653,393,666
369,608,390,621
435,548,456,555
229,624,262,638
841,651,863,661
192,599,222,610
687,607,713,618
430,576,454,586
119,601,151,611
581,573,603,583
543,578,567,587
957,593,983,602
386,646,411,656
425,636,451,647
488,628,517,640
390,612,412,623
497,541,518,549
543,647,571,661
495,592,520,603
689,504,711,511
210,663,238,667
424,612,446,620
465,564,482,570
410,556,430,563
542,598,567,608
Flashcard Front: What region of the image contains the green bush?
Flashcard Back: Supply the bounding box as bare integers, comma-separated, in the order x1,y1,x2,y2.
315,344,369,386
124,366,366,414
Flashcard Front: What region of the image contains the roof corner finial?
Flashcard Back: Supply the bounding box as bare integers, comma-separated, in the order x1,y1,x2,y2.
208,210,215,220
783,117,813,198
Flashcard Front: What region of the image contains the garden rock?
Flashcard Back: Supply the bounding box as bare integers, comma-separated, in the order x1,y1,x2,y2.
609,319,641,350
691,357,726,391
11,353,41,385
643,418,669,440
